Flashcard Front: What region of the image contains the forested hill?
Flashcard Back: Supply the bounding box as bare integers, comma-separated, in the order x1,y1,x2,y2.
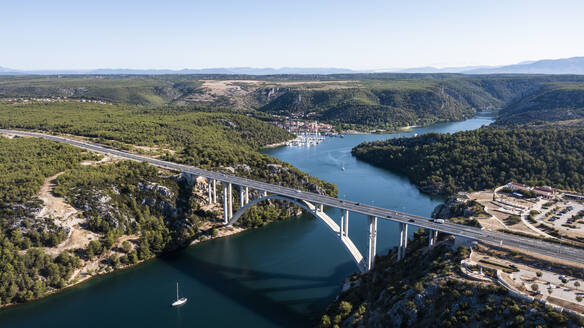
255,75,559,129
495,82,584,126
351,127,584,194
3,74,584,130
0,101,336,197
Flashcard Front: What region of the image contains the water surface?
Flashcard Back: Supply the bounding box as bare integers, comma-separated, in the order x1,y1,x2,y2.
0,112,495,327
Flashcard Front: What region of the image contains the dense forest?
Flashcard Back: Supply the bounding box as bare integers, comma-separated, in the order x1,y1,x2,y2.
352,127,584,194
319,230,584,327
0,137,97,247
0,102,335,195
0,139,193,306
0,137,95,305
0,102,292,152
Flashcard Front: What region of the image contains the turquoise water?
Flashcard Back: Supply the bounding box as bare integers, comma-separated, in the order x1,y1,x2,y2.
0,113,495,328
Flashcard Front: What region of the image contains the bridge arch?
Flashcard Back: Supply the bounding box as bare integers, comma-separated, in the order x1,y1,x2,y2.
226,194,368,273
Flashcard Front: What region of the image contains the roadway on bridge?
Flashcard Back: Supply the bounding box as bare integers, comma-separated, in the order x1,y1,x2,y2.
2,128,583,265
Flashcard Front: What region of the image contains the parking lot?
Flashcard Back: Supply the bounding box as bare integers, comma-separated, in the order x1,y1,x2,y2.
510,268,584,305
541,201,584,232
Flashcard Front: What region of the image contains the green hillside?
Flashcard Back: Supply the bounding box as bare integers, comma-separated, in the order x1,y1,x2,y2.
3,74,584,129
0,102,335,195
258,75,584,129
0,76,193,105
496,82,584,125
352,127,584,194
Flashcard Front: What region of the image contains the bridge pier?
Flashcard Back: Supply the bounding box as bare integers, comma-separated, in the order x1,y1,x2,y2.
213,179,217,203
428,229,438,247
367,216,377,271
239,186,245,207
403,223,408,250
398,223,408,260
397,223,403,260
318,204,324,212
207,179,212,204
222,182,229,223
245,186,249,204
340,209,349,237
228,183,233,218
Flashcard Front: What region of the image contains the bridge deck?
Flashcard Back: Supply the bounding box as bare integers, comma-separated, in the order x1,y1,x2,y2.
2,128,583,266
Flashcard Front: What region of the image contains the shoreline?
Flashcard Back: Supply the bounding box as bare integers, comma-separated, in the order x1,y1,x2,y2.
0,222,249,311
262,140,288,148
342,124,420,135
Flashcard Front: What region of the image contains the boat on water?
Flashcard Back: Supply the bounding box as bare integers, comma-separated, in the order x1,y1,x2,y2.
285,132,325,147
171,282,187,307
341,165,345,171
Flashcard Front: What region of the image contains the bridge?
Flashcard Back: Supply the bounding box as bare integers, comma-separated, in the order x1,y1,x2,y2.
3,129,584,273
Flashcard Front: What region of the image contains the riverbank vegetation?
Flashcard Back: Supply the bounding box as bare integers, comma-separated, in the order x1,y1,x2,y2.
352,127,584,194
319,231,584,327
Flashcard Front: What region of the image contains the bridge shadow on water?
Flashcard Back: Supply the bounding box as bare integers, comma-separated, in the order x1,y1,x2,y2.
160,250,355,327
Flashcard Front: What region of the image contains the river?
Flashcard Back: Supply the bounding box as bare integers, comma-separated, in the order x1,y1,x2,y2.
0,112,495,328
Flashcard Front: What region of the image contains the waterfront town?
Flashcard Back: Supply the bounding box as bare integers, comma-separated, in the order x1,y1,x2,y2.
269,119,337,136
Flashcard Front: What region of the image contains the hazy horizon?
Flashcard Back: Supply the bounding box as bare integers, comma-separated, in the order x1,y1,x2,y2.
1,56,582,72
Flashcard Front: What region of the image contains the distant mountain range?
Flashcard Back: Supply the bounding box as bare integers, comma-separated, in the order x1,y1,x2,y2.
0,66,18,73
0,66,358,75
1,57,584,75
390,57,584,74
462,57,584,74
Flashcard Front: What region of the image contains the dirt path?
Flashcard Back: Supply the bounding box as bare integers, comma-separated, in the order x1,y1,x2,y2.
38,172,98,256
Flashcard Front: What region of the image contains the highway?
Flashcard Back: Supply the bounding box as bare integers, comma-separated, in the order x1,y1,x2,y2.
3,128,584,265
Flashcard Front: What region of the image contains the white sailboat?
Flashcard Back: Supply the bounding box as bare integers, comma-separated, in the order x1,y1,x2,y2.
171,282,187,307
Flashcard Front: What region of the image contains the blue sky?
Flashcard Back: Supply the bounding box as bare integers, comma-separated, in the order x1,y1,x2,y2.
2,0,583,70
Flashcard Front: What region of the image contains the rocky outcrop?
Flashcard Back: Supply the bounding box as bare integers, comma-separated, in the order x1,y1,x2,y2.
432,196,484,220
220,119,237,128
138,182,174,199
319,234,584,328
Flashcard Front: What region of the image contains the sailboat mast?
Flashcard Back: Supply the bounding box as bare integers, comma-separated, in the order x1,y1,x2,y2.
176,282,179,300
